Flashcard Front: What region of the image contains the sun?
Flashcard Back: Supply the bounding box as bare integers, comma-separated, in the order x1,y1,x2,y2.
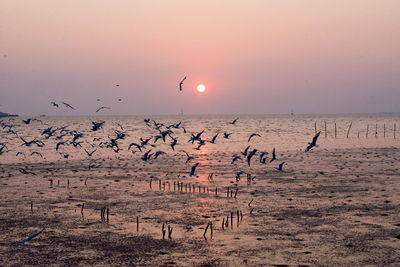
197,84,206,93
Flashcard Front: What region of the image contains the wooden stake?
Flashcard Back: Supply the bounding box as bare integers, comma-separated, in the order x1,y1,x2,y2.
346,122,352,138
324,121,327,138
314,122,317,135
334,122,337,138
30,201,33,213
248,199,253,207
81,203,84,216
366,124,369,138
162,223,166,240
394,123,396,139
375,123,378,137
137,216,139,232
168,225,173,239
106,208,109,223
222,218,225,229
384,124,386,138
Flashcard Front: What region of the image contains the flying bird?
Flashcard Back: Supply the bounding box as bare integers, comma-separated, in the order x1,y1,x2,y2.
269,148,277,163
62,102,75,110
209,133,219,144
96,106,111,113
50,102,59,107
229,118,239,125
231,155,242,164
248,133,261,142
305,131,321,152
153,150,166,160
84,149,96,157
9,228,45,245
189,163,199,177
246,149,258,166
275,162,285,172
223,132,232,139
179,76,187,91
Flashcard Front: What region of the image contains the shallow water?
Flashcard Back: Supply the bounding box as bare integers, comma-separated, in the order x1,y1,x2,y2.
1,114,399,164
1,114,399,266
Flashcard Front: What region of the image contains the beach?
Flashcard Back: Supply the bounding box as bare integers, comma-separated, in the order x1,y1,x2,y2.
0,115,399,266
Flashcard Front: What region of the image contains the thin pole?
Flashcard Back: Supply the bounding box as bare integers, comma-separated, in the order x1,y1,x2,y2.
366,124,369,138
314,122,317,135
346,122,352,138
394,123,396,139
384,124,386,138
334,122,337,138
324,121,327,138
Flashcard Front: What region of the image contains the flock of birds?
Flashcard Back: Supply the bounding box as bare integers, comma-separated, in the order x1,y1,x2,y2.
1,78,323,245
1,113,321,180
1,114,321,245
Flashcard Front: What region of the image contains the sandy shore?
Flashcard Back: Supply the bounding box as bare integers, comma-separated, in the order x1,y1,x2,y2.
1,147,399,266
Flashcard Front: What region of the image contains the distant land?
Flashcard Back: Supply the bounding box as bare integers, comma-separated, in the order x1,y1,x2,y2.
0,111,19,118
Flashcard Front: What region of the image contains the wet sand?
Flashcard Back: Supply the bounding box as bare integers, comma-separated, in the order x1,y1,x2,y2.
1,147,400,266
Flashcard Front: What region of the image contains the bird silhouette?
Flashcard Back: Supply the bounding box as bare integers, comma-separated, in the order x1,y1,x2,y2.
209,133,219,144
96,106,111,113
9,228,45,245
84,149,96,157
231,155,242,164
223,132,232,139
305,131,321,152
270,148,277,163
153,151,166,160
50,102,59,107
275,162,285,172
62,102,75,110
229,118,239,125
189,163,199,177
179,76,187,91
248,133,261,142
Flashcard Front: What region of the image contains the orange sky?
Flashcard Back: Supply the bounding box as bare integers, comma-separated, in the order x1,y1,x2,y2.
1,0,399,115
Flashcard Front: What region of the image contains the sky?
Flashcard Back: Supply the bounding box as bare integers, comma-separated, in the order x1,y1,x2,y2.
0,0,399,116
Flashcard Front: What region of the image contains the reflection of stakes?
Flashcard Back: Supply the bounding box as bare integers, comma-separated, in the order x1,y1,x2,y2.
159,180,161,190
149,178,152,189
137,216,139,232
168,225,173,239
106,208,109,223
81,203,84,216
67,179,69,189
162,223,166,240
248,199,253,207
215,187,218,196
222,218,225,230
230,212,233,229
234,188,238,198
227,187,229,197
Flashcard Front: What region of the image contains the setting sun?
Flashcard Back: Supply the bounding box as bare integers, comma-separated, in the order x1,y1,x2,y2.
197,84,206,93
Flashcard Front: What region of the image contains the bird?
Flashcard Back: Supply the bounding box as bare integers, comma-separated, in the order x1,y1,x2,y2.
231,155,242,164
275,162,285,172
170,138,177,151
223,132,232,139
153,151,166,160
128,142,142,152
259,151,269,162
9,228,45,245
31,151,43,158
96,106,111,113
18,168,36,175
180,150,194,163
179,76,187,91
92,121,105,131
22,118,32,124
246,149,258,166
248,133,261,142
209,133,219,144
305,131,321,152
84,149,96,157
241,145,251,156
269,148,277,163
56,141,66,151
189,163,199,177
229,118,239,125
141,149,153,162
62,102,75,110
236,171,245,180
50,102,59,107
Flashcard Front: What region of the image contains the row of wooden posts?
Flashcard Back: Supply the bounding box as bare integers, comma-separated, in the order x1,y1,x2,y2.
150,178,239,198
315,122,397,139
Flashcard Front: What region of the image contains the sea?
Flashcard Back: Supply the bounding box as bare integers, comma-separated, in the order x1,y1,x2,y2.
0,114,399,164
